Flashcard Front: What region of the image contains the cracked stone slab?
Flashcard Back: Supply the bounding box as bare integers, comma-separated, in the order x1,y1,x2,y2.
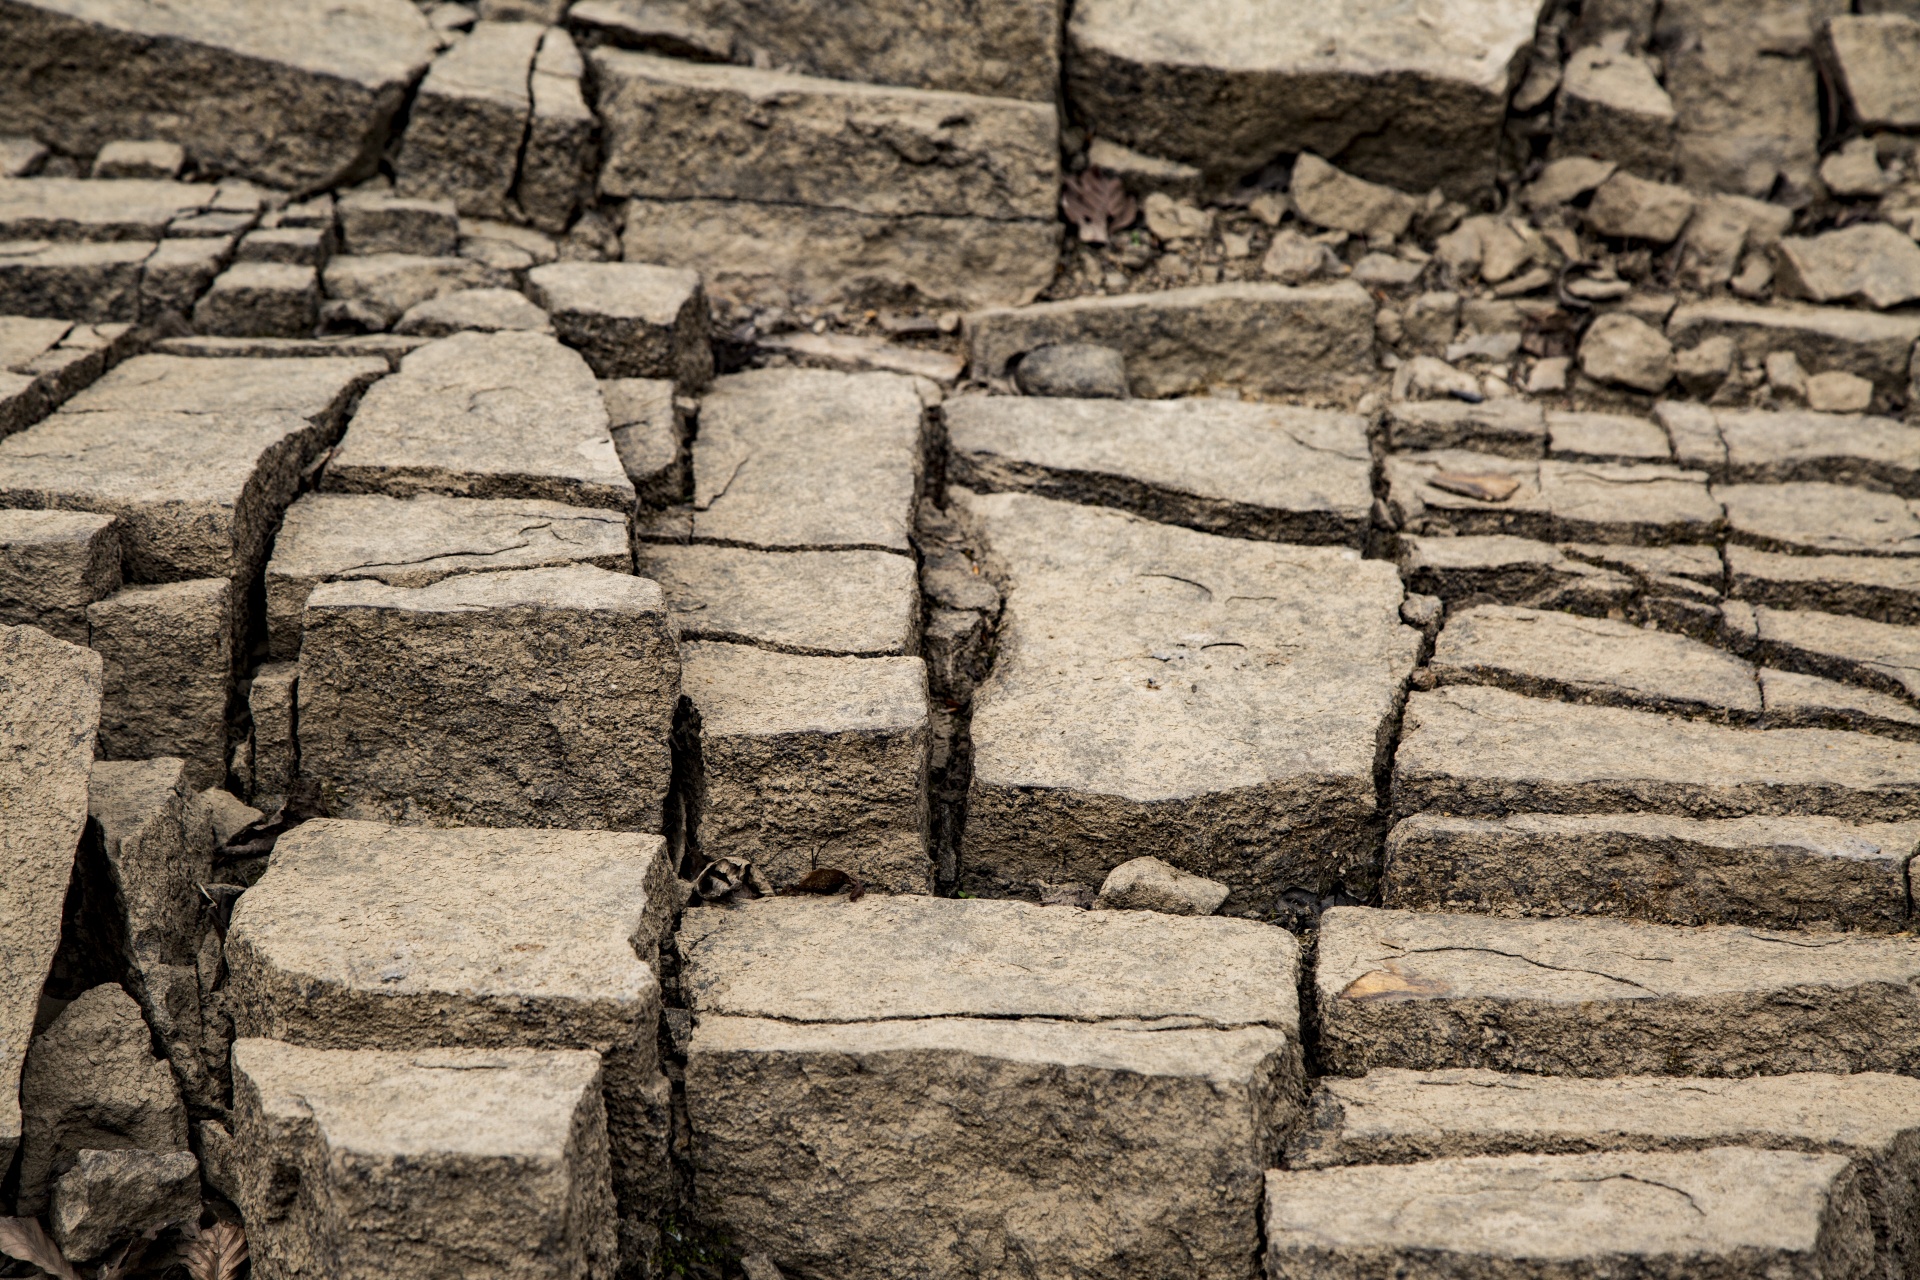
946,394,1372,546
1266,1147,1873,1280
526,261,712,388
226,818,674,1216
0,509,119,642
0,624,100,1178
1729,544,1920,624
956,488,1420,904
1547,410,1674,464
192,261,319,339
1821,13,1920,131
1386,450,1723,546
680,895,1302,1280
602,377,687,505
298,565,678,831
395,21,541,219
638,545,918,657
321,253,513,327
1667,301,1920,408
669,368,923,554
966,282,1376,400
1395,535,1637,614
0,178,214,242
1383,812,1918,933
1,316,139,439
679,642,931,893
265,492,632,660
1760,666,1920,742
1383,401,1546,459
1317,905,1920,1077
1751,605,1920,705
323,330,636,512
250,662,296,800
0,0,435,191
1660,402,1920,496
1719,483,1920,557
393,287,552,338
0,239,152,322
1393,684,1920,824
230,1039,617,1280
516,28,596,235
88,580,232,787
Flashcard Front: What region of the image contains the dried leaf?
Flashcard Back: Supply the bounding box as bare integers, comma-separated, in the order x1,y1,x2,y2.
691,856,772,905
181,1220,247,1280
1339,964,1452,1001
1061,167,1138,245
779,867,866,902
0,1217,83,1280
1429,470,1523,503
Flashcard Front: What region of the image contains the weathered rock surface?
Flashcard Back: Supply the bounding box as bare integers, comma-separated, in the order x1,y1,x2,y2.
680,895,1303,1280
393,286,551,337
1775,223,1920,311
322,252,512,326
0,316,137,440
249,662,297,800
1759,666,1920,741
1821,14,1920,131
1661,402,1920,495
338,190,458,258
1585,171,1696,243
1728,544,1920,623
1289,154,1419,239
1395,535,1637,613
1013,343,1129,398
1749,605,1920,705
1094,855,1231,915
526,261,712,387
517,27,596,235
1383,401,1546,459
1720,483,1920,557
0,177,213,241
1667,301,1920,407
396,21,541,219
87,580,231,785
602,377,687,504
0,508,119,641
0,239,154,322
192,261,320,339
1385,451,1722,545
1547,411,1674,463
298,565,678,831
639,545,918,657
1553,44,1675,176
51,1148,199,1261
947,395,1372,546
1579,312,1674,392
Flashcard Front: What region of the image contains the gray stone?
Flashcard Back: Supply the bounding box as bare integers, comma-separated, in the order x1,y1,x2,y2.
1317,904,1920,1077
1664,404,1920,495
298,565,677,830
568,0,735,61
680,895,1303,1280
754,331,966,385
0,239,152,322
679,642,931,893
1728,544,1920,623
1760,667,1920,742
393,286,551,337
1579,312,1673,392
1749,604,1920,705
1393,683,1920,823
1522,157,1617,210
1547,410,1672,463
337,190,461,257
1720,482,1920,557
226,817,673,1215
87,581,231,786
230,1040,617,1280
967,282,1376,400
1064,0,1543,198
136,237,231,319
1667,300,1920,408
0,315,137,439
947,394,1373,546
1586,172,1697,244
1289,153,1418,239
396,21,542,219
324,330,635,512
1395,535,1634,613
602,376,687,504
192,261,319,338
1678,195,1794,291
1383,401,1546,459
639,545,918,657
1385,451,1722,545
0,176,213,241
956,488,1419,903
461,216,560,271
322,252,511,328
1822,14,1920,131
516,27,597,235
249,662,297,800
1085,138,1204,201
1094,856,1230,916
1809,370,1876,415
96,139,200,180
266,491,631,660
1776,223,1920,311
526,261,712,387
0,0,435,191
0,625,100,1180
1013,343,1128,399
236,226,328,267
16,985,188,1215
1553,45,1675,176
0,509,119,641
1383,811,1918,932
51,1149,199,1261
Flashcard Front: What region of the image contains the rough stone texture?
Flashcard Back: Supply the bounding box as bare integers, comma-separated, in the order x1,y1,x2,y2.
249,661,297,800
230,1039,618,1280
680,895,1304,1280
1776,224,1920,312
957,489,1419,903
1064,0,1543,198
1396,535,1637,613
0,239,153,322
1384,401,1545,459
323,330,636,512
337,191,459,257
138,236,233,319
0,508,119,641
1750,605,1920,705
266,491,630,660
1012,342,1128,398
1547,410,1673,463
1095,855,1231,915
1384,811,1918,932
1553,44,1675,176
1822,14,1920,131
679,642,930,892
1316,905,1920,1077
1580,312,1674,392
967,282,1376,400
395,21,541,219
1385,451,1722,545
322,252,512,327
516,27,597,235
16,984,188,1216
1667,301,1920,407
238,225,329,267
51,1148,199,1261
0,0,436,192
1728,544,1920,624
0,316,139,440
1585,171,1696,243
1394,684,1920,823
1289,154,1418,239
153,333,426,365
0,625,100,1180
0,177,213,241
946,395,1372,547
393,286,551,337
226,818,672,1216
192,261,319,338
1661,403,1920,495
1720,483,1920,557
86,580,231,786
673,368,922,554
298,565,678,830
603,377,687,504
1265,1148,1874,1280
526,261,712,388
639,545,918,657
1760,666,1920,742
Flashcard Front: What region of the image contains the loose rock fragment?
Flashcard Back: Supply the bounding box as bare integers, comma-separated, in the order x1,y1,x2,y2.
51,1149,199,1262
1553,45,1675,175
1667,300,1920,406
1094,856,1230,915
527,261,712,387
1289,154,1418,239
602,376,687,503
1821,14,1920,131
1774,223,1920,311
1579,312,1673,392
1013,343,1129,399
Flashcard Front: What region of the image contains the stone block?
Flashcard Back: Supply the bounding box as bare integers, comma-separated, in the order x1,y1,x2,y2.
1760,666,1920,742
249,662,297,799
0,177,212,241
1395,534,1638,613
966,281,1376,400
602,377,687,504
1821,14,1920,131
0,509,119,641
1668,301,1920,408
396,21,542,219
87,581,232,786
640,545,918,657
1553,45,1675,176
394,286,551,337
337,190,460,257
138,236,232,319
321,252,511,327
946,395,1373,546
956,488,1419,904
1728,544,1920,624
0,239,152,322
192,261,319,338
93,140,186,182
681,895,1304,1280
1383,400,1546,459
297,565,678,830
236,226,328,267
1547,410,1673,463
1750,604,1920,704
527,261,712,388
1316,905,1920,1077
1776,223,1920,312
1720,483,1920,557
51,1148,199,1261
230,1039,617,1280
517,28,597,235
1658,403,1920,496
1385,450,1722,545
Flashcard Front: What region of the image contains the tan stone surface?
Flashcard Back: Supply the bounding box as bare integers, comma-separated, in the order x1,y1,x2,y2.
1667,301,1920,407
0,177,213,241
0,508,119,642
1383,400,1546,458
639,545,918,657
1728,544,1920,623
1385,450,1722,545
87,580,232,786
527,261,712,387
395,21,540,219
1395,534,1636,613
1720,483,1920,557
1753,605,1920,704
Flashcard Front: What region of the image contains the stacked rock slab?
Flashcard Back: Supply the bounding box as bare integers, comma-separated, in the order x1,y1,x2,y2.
398,22,542,220
0,315,139,438
1384,451,1723,544
680,895,1304,1280
0,508,119,641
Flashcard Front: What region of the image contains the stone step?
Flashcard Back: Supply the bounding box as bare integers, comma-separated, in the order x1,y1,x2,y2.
1382,812,1918,932
1728,545,1920,625
321,252,511,329
638,544,919,658
230,1040,617,1280
1747,605,1920,706
1316,906,1920,1077
1385,449,1722,546
955,487,1418,905
679,894,1302,1280
1720,482,1920,558
0,508,120,642
946,394,1372,547
1668,301,1920,409
0,316,138,438
601,376,688,504
0,177,218,242
1662,402,1920,496
1397,534,1640,614
525,261,711,387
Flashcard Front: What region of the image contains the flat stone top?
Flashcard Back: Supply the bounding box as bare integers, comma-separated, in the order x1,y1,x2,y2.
305,563,663,617
233,1038,601,1160
1393,811,1920,869
23,0,436,88
527,261,702,323
1399,533,1569,569
418,19,540,103
1390,450,1722,528
1317,906,1920,1004
228,818,673,1005
1715,407,1920,471
0,177,212,239
1758,602,1920,679
1719,483,1920,556
645,549,917,657
0,409,317,507
1730,544,1920,590
271,492,630,586
1292,1067,1920,1167
680,642,926,736
945,394,1372,518
65,354,387,423
960,488,1418,800
593,43,1058,115
680,895,1301,1029
0,507,116,544
0,316,72,368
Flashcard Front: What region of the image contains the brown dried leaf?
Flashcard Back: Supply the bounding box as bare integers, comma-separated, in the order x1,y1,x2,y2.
181,1220,247,1280
779,867,866,902
1429,470,1523,503
1061,167,1138,245
0,1217,82,1280
1339,964,1452,1002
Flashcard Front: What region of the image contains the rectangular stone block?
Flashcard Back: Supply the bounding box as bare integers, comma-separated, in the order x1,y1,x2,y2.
1659,403,1920,496
322,252,511,326
966,282,1377,400
1749,604,1920,706
1316,905,1920,1077
1384,401,1545,458
1759,666,1920,742
680,641,931,893
395,21,542,219
602,377,687,504
1668,300,1920,405
140,235,233,320
297,565,678,830
1729,544,1920,623
1386,450,1722,545
248,661,297,801
0,177,214,242
230,1039,617,1280
526,262,712,388
516,28,596,235
192,261,319,339
87,580,232,787
0,239,152,322
1547,409,1674,463
0,508,119,641
1395,535,1637,613
681,895,1304,1280
946,395,1373,546
1721,483,1920,558
640,545,918,657
338,190,459,258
